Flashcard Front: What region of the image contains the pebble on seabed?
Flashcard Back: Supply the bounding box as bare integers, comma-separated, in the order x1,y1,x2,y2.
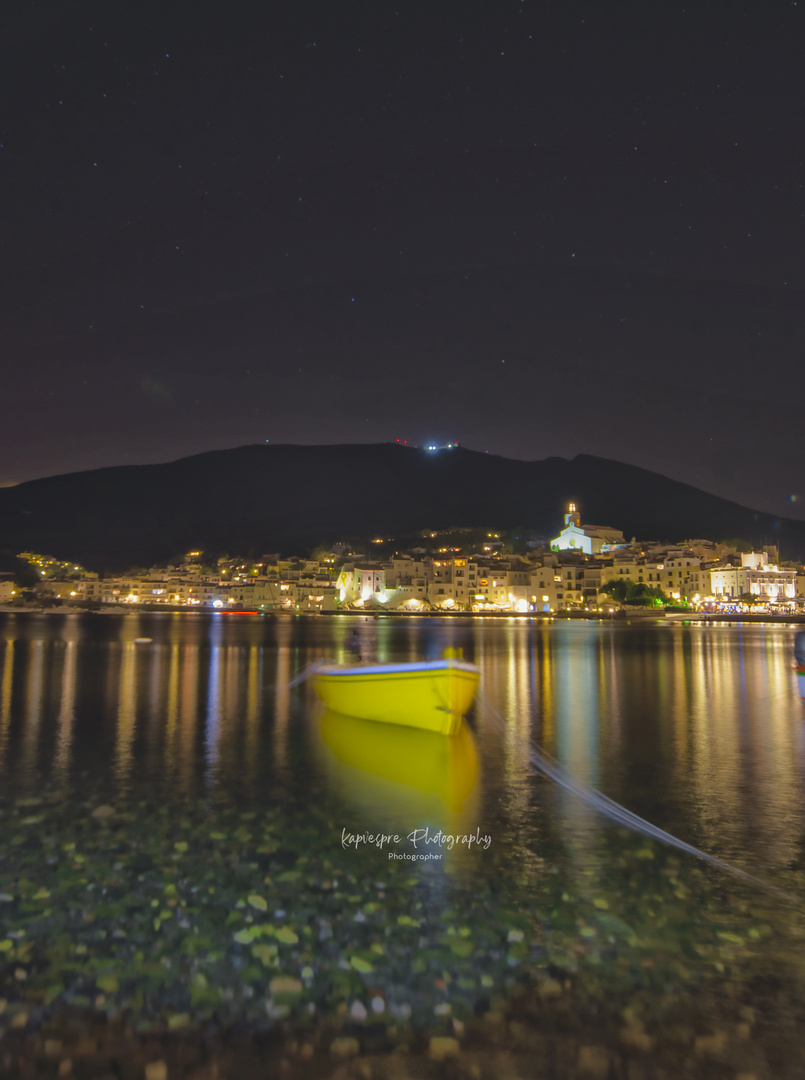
428,1036,460,1060
350,999,368,1021
330,1036,360,1059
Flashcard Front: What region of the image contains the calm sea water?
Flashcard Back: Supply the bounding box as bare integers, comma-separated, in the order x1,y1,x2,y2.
1,610,805,1074
2,611,803,866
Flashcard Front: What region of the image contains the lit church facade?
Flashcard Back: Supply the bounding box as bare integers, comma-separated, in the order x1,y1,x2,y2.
550,503,625,555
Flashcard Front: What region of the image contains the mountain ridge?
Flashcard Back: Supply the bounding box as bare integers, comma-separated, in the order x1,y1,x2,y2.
0,443,802,572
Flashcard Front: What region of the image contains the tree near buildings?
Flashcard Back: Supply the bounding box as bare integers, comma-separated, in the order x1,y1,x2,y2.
600,579,668,606
599,579,630,603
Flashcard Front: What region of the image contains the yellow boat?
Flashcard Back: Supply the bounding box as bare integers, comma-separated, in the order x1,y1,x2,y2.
313,649,479,734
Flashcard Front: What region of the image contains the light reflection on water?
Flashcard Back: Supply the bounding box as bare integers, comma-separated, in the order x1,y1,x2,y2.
0,613,803,881
0,639,14,773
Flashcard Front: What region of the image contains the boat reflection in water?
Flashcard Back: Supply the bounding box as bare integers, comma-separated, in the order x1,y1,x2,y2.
313,708,481,837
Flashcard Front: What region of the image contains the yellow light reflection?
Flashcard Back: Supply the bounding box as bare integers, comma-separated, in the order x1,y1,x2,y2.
115,643,137,794
145,641,165,774
53,640,77,790
0,641,14,775
21,641,44,782
273,622,291,777
163,642,181,785
244,645,261,794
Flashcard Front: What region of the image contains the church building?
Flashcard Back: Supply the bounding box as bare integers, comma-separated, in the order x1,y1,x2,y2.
550,503,625,555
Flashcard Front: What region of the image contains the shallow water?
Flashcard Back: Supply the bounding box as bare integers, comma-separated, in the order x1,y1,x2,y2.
1,611,804,1077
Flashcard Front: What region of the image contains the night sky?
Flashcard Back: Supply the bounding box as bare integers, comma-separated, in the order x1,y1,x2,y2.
2,1,803,520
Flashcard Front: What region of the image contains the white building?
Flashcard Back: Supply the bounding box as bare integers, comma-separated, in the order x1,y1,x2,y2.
528,564,564,612
797,572,805,602
709,552,796,603
551,504,625,555
336,565,388,606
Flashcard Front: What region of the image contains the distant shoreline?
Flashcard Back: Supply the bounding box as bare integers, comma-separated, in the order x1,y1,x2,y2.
671,612,805,624
2,605,804,624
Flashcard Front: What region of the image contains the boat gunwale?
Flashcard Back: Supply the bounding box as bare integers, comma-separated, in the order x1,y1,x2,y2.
315,660,479,678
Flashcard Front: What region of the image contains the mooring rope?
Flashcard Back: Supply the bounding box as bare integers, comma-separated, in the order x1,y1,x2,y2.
477,692,800,903
287,660,327,689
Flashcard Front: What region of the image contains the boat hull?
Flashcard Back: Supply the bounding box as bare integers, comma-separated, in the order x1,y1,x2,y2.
314,660,479,734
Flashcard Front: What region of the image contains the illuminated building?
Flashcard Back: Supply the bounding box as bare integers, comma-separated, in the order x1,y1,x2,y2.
551,503,625,554
336,564,387,606
709,552,796,603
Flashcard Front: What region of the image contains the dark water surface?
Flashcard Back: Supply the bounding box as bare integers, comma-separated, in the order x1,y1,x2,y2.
1,611,805,1078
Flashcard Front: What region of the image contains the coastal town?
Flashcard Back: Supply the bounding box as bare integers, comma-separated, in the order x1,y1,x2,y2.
4,504,803,616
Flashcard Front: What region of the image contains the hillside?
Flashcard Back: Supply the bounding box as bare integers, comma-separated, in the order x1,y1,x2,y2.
0,443,802,572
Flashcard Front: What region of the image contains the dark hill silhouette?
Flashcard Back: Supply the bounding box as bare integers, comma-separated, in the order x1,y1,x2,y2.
0,444,802,572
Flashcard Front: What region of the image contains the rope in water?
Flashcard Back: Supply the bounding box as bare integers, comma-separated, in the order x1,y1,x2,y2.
286,660,327,689
477,692,800,904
